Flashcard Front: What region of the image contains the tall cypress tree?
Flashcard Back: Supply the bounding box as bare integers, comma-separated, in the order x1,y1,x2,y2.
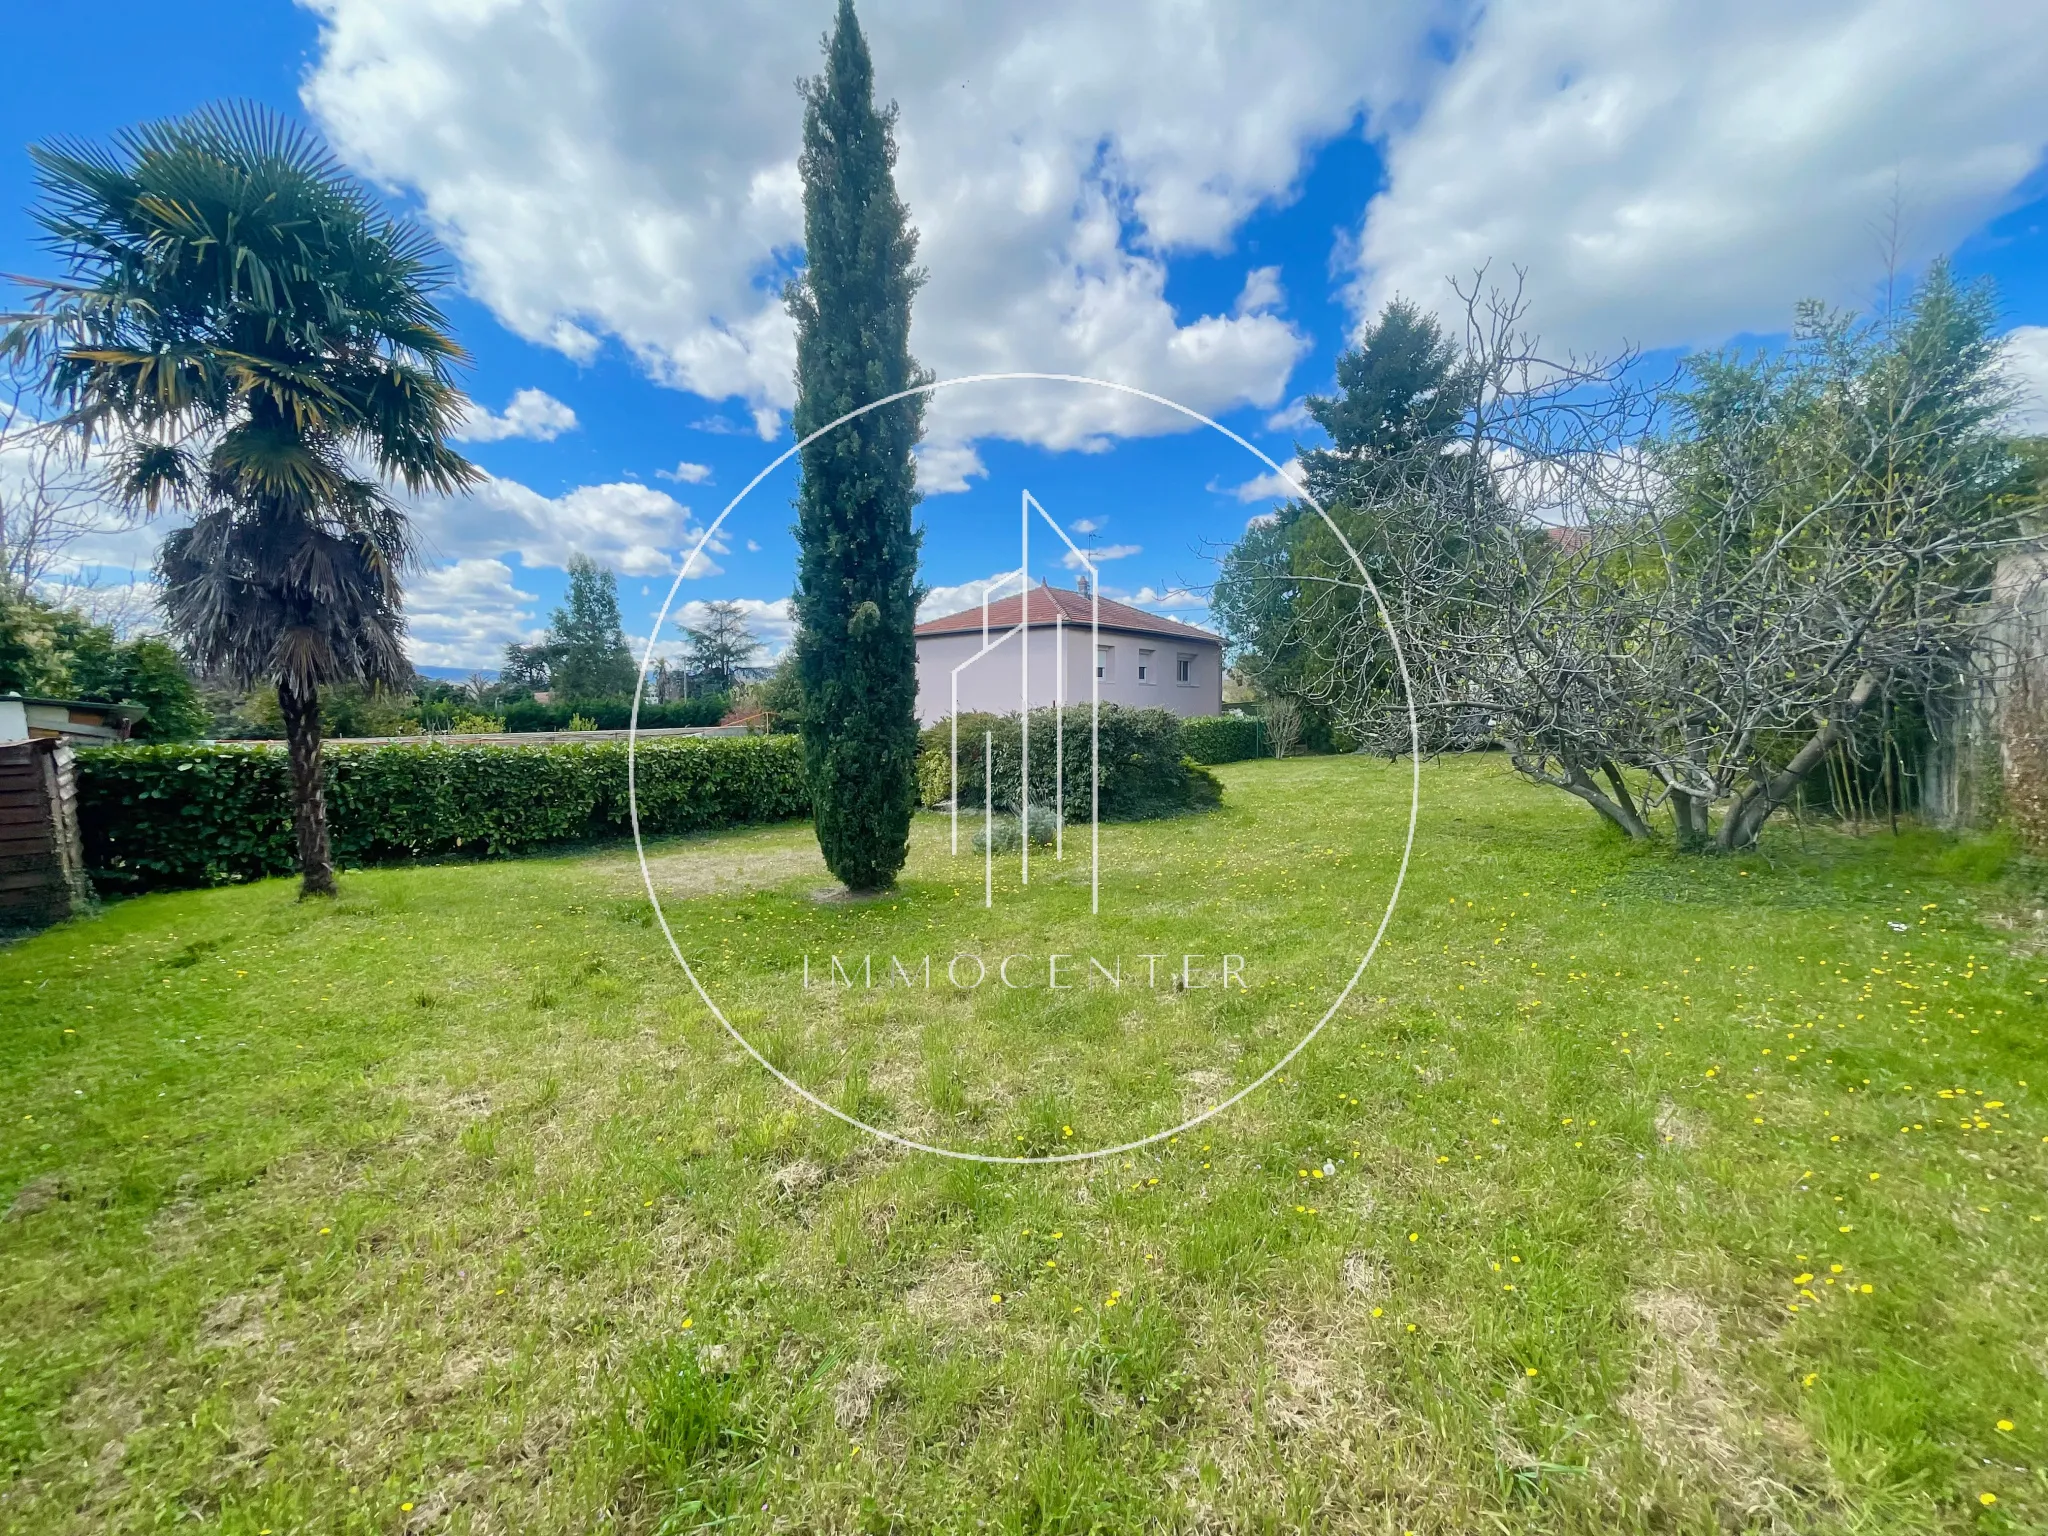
787,0,927,891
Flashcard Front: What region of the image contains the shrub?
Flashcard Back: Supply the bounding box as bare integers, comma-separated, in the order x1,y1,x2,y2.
76,735,809,892
501,696,730,732
972,803,1063,853
917,705,1219,822
1180,714,1266,764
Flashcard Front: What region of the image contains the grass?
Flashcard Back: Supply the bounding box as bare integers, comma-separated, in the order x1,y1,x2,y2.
1,753,2045,1534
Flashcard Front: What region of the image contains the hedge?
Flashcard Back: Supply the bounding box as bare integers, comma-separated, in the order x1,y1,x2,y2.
76,735,809,893
916,705,1220,822
1180,714,1267,764
502,696,729,732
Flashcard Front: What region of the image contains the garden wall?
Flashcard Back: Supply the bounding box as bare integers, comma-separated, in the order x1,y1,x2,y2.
77,735,810,893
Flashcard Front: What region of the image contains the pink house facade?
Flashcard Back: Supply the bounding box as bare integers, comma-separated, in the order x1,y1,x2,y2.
913,582,1224,727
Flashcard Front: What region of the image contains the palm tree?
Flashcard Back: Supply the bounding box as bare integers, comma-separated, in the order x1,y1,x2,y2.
1,104,478,895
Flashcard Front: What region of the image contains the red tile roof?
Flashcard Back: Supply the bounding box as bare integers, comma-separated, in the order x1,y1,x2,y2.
915,582,1218,643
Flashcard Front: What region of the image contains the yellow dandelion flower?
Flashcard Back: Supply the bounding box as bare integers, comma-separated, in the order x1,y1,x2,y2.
1996,1419,2014,1432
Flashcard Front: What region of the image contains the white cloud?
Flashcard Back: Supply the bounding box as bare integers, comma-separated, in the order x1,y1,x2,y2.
1062,542,1141,571
1127,584,1208,612
451,387,579,443
914,442,987,495
1221,457,1305,503
1069,517,1104,536
657,460,713,484
1264,397,1314,433
1235,265,1285,316
1350,0,2048,353
409,474,723,579
2005,325,2048,434
301,1,1446,451
919,571,1032,624
403,557,541,669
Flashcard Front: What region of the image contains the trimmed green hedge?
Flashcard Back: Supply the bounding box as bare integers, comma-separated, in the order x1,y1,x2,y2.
1180,714,1267,764
502,696,729,732
916,705,1220,822
77,735,809,893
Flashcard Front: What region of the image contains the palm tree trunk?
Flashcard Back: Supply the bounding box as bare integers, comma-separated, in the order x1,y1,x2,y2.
277,676,337,897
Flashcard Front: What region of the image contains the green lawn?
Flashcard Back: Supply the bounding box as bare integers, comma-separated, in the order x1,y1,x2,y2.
2,754,2044,1534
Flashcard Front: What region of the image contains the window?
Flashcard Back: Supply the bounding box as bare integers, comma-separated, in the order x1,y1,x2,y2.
1137,648,1154,683
1176,653,1194,685
1095,645,1112,680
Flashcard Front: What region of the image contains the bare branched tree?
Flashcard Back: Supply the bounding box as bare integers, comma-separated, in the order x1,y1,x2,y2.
0,364,103,592
1263,263,2041,849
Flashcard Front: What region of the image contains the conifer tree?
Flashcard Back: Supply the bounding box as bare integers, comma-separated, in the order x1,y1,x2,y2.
786,0,927,891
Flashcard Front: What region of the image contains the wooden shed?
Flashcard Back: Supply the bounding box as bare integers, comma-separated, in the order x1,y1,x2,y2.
0,738,92,928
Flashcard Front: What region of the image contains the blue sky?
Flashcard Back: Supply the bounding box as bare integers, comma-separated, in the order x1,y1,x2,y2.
4,1,2046,677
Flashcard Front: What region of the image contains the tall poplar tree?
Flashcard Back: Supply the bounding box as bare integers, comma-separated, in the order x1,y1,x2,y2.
786,0,927,891
547,553,635,699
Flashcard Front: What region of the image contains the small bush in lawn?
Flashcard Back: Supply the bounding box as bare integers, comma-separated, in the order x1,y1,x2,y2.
973,803,1062,853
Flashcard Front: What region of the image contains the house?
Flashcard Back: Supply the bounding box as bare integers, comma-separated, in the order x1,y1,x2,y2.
914,581,1224,726
0,694,146,745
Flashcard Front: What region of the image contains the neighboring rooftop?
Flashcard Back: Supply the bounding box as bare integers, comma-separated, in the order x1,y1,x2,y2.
915,582,1217,643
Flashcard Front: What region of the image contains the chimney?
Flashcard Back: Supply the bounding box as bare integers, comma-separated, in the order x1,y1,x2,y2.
1076,573,1090,597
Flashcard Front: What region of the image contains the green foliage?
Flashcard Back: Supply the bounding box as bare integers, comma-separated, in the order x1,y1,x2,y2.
973,803,1063,853
73,634,207,741
1179,714,1267,764
787,1,927,891
547,554,637,699
677,599,761,694
0,588,68,695
3,102,480,892
501,696,728,732
1214,300,1481,751
75,734,809,892
733,651,803,732
500,639,552,694
916,705,1219,822
0,587,205,739
237,680,420,740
